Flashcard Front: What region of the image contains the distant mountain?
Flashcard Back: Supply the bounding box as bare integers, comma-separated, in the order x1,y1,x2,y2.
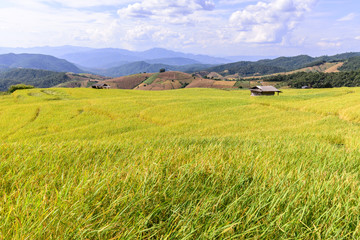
136,48,182,59
61,48,141,68
132,48,230,64
2,46,360,78
95,61,173,77
93,61,215,77
176,64,215,73
144,57,201,66
226,55,278,62
63,48,229,69
0,45,92,57
0,46,231,68
0,53,83,73
0,64,8,71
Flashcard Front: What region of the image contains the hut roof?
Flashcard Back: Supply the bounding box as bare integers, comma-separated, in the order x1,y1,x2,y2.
93,83,109,87
250,86,281,92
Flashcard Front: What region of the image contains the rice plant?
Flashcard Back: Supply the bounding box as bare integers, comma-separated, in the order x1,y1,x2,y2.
1,87,360,239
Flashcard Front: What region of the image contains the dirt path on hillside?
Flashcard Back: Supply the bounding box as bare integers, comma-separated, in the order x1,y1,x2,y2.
324,62,344,73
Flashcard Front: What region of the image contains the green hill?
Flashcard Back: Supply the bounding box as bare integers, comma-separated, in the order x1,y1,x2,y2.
207,61,287,76
256,55,315,70
207,52,360,77
205,56,315,76
0,68,71,91
98,61,173,77
258,70,360,88
339,56,360,71
0,53,83,73
320,52,360,61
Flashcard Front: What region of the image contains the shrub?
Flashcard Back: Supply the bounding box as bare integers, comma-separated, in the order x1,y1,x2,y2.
8,84,34,93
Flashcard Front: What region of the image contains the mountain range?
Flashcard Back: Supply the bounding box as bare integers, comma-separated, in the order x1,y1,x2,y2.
0,46,231,69
0,46,360,81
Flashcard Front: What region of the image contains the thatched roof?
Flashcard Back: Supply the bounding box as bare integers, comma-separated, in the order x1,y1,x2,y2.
250,86,281,92
93,83,109,87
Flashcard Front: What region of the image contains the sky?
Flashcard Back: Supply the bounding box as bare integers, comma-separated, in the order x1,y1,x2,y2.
0,0,360,57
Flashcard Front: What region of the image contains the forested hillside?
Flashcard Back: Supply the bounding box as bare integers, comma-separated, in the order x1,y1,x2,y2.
207,52,360,77
207,61,286,76
262,71,360,88
339,57,360,71
257,55,315,70
0,69,70,91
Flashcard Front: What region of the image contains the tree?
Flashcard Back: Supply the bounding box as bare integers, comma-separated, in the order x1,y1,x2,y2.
159,68,166,73
8,84,34,93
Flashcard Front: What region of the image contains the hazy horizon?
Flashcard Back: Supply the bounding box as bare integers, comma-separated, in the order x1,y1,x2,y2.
1,0,360,57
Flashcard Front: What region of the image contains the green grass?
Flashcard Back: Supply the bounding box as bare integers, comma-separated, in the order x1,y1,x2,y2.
143,73,159,85
1,87,360,239
234,80,250,88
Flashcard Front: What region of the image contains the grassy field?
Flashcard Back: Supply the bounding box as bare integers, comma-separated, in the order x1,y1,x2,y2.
1,87,360,239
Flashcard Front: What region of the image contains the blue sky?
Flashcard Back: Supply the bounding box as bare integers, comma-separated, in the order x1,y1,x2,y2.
0,0,359,57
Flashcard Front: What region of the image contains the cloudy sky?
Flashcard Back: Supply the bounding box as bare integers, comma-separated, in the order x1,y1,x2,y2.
0,0,359,57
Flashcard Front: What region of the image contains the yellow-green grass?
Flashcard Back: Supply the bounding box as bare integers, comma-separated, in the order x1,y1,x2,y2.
1,87,360,239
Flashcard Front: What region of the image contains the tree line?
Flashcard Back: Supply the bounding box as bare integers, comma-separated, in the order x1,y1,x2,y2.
261,71,360,88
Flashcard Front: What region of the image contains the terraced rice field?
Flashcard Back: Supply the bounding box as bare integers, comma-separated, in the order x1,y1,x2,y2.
1,87,360,239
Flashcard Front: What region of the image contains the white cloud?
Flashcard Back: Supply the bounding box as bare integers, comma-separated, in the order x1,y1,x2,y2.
219,0,258,4
118,0,215,20
1,0,355,57
0,6,117,47
121,23,196,50
124,25,157,41
337,13,357,22
55,0,133,8
124,24,186,43
229,0,318,43
317,40,342,48
9,0,135,8
118,3,153,18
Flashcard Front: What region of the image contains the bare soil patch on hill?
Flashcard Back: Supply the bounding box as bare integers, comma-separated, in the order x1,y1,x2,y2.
241,62,345,80
324,62,344,73
187,79,236,89
105,73,152,89
136,71,195,90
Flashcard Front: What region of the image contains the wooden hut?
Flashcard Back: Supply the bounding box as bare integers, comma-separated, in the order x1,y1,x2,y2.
250,86,281,96
92,83,110,89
